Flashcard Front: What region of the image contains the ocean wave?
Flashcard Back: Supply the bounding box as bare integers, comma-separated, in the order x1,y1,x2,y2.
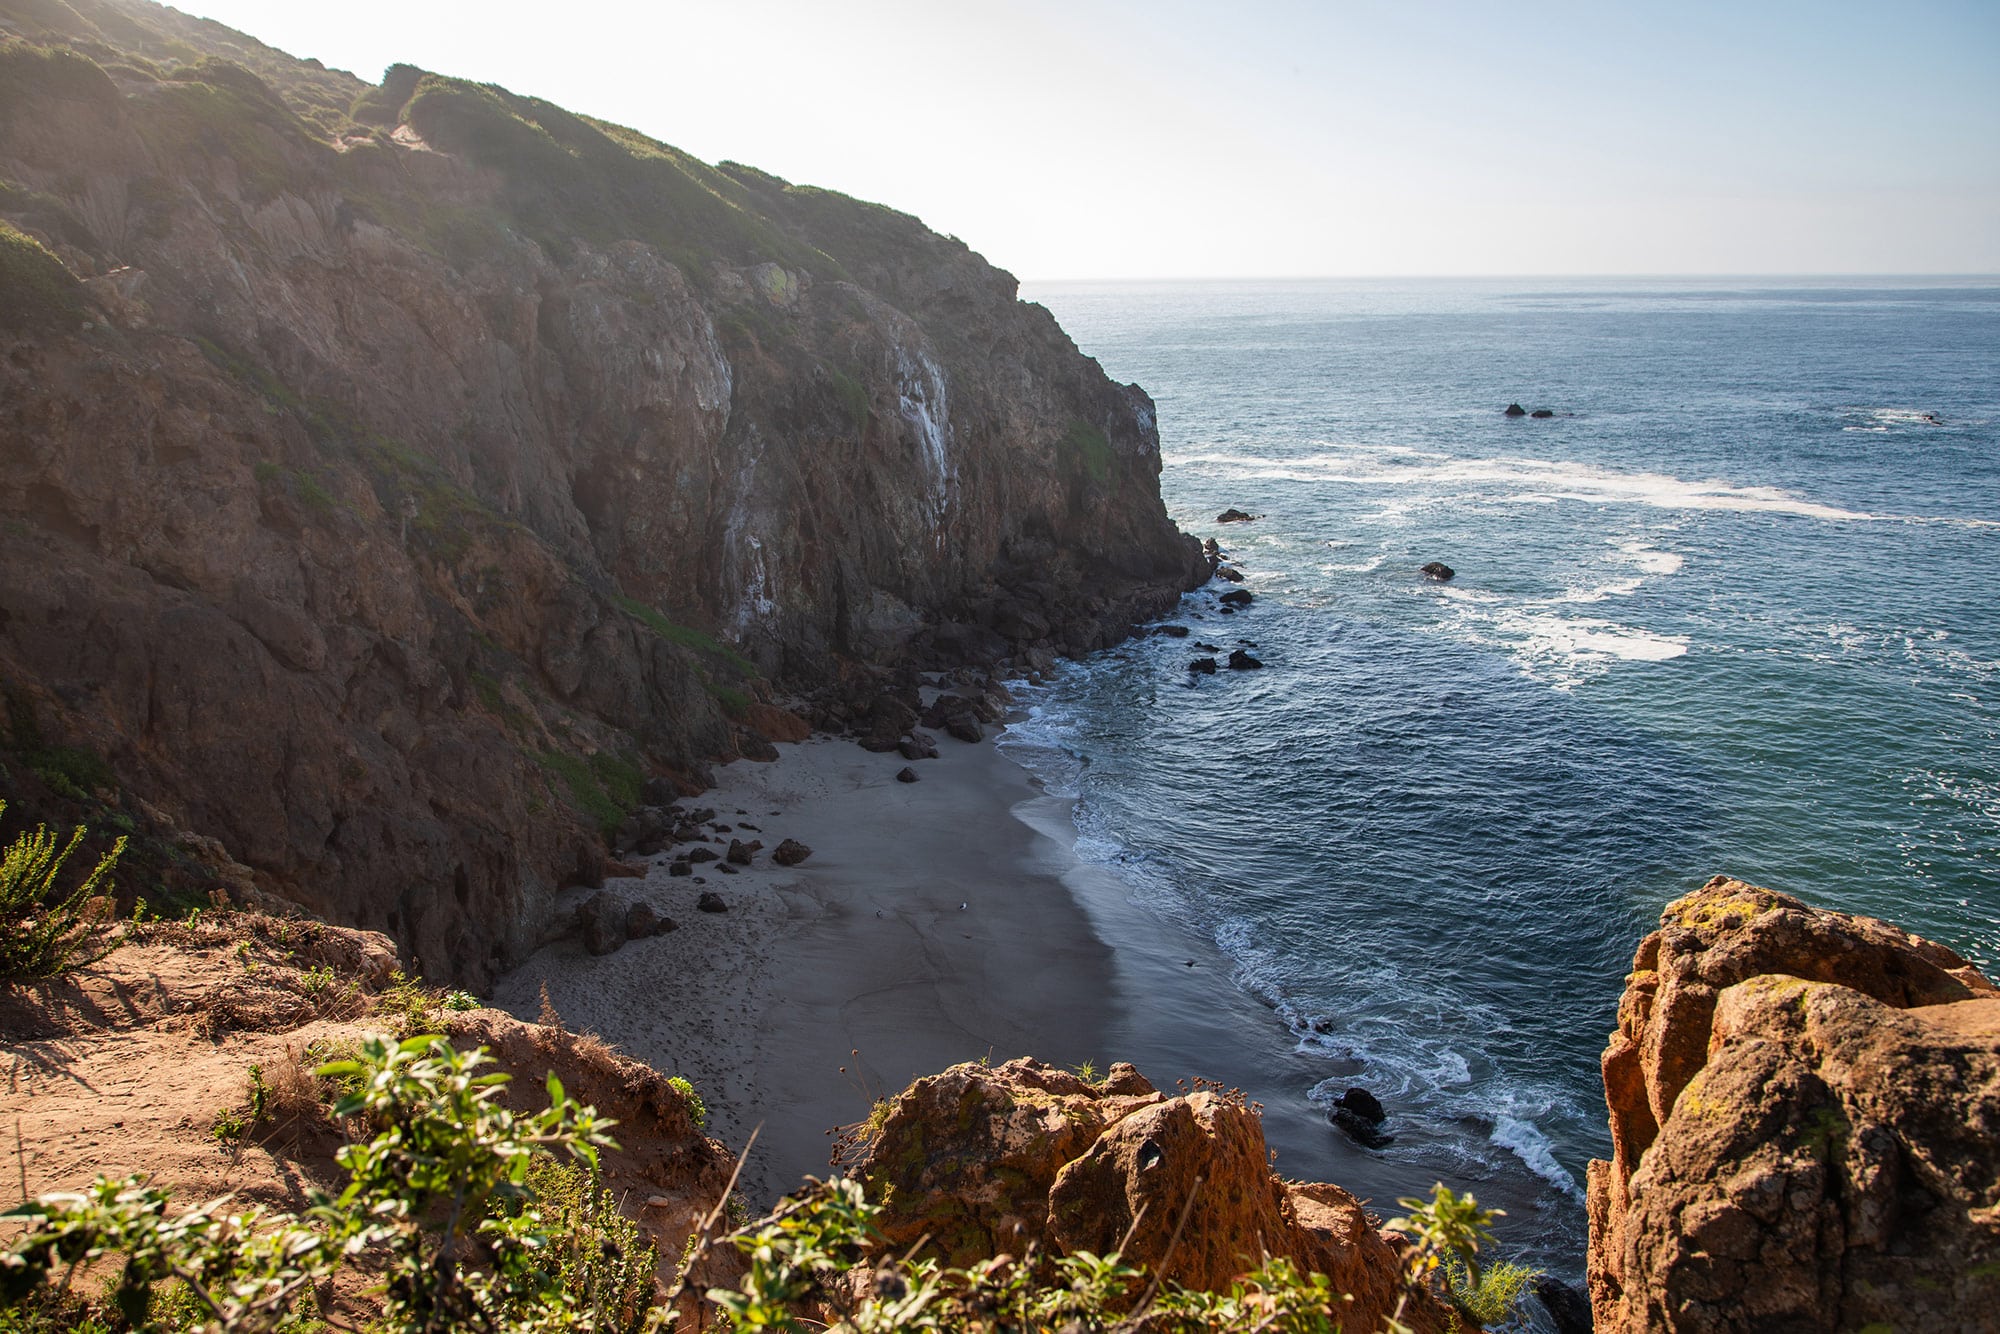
1553,576,1645,604
1500,613,1691,665
1491,1113,1583,1197
1165,448,1900,522
1614,539,1685,575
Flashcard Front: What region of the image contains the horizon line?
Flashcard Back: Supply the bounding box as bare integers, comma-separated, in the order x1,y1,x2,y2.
1018,272,2000,285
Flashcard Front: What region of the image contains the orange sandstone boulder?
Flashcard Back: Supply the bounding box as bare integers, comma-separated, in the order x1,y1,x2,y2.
1588,876,2000,1332
849,1057,1444,1331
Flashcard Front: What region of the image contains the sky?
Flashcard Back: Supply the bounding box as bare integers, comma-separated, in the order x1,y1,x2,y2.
182,0,2000,280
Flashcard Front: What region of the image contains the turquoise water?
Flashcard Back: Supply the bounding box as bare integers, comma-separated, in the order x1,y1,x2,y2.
1008,277,2000,1272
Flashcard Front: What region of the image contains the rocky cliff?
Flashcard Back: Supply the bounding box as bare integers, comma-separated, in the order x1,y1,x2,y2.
1588,877,2000,1332
0,0,1207,984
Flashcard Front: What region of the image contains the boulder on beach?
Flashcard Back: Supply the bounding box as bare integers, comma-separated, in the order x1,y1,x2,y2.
896,766,920,783
1216,507,1259,523
577,892,627,956
1227,649,1263,670
696,891,727,913
772,838,813,866
1504,402,1528,417
944,713,983,744
1189,657,1219,675
1420,562,1455,581
626,902,672,939
686,845,718,864
668,860,691,877
898,730,939,761
726,838,760,865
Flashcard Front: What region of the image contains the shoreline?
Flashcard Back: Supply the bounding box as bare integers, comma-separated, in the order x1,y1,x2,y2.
491,732,1124,1205
494,717,1590,1267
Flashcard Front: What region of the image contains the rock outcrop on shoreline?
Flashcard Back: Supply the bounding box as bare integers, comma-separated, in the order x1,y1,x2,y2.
0,0,1206,986
845,1057,1452,1332
1588,877,2000,1332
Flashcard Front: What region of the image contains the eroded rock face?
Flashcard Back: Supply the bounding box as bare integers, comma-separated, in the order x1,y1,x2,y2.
850,1057,1446,1331
0,1,1205,985
1588,876,2000,1332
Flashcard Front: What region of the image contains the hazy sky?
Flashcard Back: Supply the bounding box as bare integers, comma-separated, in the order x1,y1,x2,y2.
184,0,1999,279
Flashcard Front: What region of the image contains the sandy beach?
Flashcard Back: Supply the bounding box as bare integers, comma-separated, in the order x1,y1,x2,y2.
492,732,1127,1203
494,721,1487,1216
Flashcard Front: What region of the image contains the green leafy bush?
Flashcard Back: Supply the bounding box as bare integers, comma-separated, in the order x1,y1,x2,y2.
0,801,123,980
667,1075,706,1130
2,1034,617,1332
2,1025,1522,1333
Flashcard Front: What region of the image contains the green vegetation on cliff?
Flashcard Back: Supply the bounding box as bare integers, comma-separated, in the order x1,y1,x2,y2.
0,220,81,331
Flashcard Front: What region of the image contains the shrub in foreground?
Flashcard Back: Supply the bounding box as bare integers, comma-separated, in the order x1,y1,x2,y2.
0,801,124,980
1,1032,1532,1332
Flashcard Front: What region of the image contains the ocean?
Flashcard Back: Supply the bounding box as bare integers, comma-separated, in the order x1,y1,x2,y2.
1005,276,2000,1278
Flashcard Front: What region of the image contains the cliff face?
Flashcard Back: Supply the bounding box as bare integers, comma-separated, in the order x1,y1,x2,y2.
1588,877,2000,1332
0,0,1205,983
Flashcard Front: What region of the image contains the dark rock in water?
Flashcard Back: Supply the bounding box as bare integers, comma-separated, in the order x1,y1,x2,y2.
686,846,718,864
1420,562,1455,581
898,730,939,761
1504,402,1528,417
696,891,727,913
1153,624,1191,638
773,838,813,866
668,860,692,877
1203,537,1223,558
1533,1276,1593,1334
1227,649,1263,670
1194,642,1222,652
896,766,920,783
1216,507,1258,523
1331,1105,1394,1149
1333,1087,1386,1124
1188,657,1219,675
727,838,759,865
1215,565,1246,583
1531,408,1555,419
1219,588,1254,607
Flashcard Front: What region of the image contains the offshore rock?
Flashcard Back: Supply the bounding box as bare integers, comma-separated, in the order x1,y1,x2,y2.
0,0,1205,988
849,1058,1448,1331
1587,876,2000,1332
1420,562,1456,580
